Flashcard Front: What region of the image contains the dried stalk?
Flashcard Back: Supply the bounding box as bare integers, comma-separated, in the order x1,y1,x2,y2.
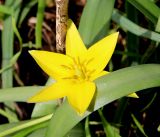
55,0,69,53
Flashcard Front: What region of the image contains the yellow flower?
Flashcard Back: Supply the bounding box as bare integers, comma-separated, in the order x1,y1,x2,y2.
28,20,120,115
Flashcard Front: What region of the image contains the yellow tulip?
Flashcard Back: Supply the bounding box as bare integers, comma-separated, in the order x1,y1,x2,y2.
28,20,122,115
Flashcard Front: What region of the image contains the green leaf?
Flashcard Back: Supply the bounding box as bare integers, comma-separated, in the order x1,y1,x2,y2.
0,86,43,102
45,64,160,137
79,0,115,47
127,0,160,24
65,123,85,137
18,0,38,27
35,0,46,48
112,9,160,43
31,101,58,118
0,5,13,15
85,117,91,137
98,109,121,137
0,114,52,136
12,122,47,137
131,114,148,137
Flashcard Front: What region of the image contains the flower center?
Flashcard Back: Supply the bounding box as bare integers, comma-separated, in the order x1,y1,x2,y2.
61,57,94,81
73,58,87,80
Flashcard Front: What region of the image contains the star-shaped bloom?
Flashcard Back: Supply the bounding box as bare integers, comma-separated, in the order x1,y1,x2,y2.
28,20,133,115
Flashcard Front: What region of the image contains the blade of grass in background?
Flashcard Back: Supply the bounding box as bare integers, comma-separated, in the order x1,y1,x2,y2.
35,0,46,48
131,114,148,137
127,0,160,24
45,64,160,137
12,122,47,137
0,5,13,15
98,109,121,137
85,117,91,137
113,2,140,125
112,9,160,43
0,114,52,137
1,0,22,122
113,98,128,123
18,0,38,27
0,86,43,102
126,2,139,64
79,0,115,48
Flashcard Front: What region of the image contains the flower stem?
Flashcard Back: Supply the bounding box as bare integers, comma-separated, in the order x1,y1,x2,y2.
0,114,53,136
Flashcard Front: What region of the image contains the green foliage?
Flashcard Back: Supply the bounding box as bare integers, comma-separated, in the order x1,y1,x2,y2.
0,0,160,136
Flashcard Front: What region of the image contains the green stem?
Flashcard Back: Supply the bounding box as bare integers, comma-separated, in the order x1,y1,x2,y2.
35,0,46,48
0,114,53,137
0,109,18,122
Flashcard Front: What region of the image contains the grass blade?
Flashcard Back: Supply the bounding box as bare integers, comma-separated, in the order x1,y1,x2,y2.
127,0,160,24
79,0,115,47
112,9,160,43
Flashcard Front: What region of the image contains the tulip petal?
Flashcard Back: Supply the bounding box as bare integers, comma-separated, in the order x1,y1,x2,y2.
67,81,96,115
128,93,139,98
28,81,72,102
66,20,87,59
29,50,74,80
86,32,119,75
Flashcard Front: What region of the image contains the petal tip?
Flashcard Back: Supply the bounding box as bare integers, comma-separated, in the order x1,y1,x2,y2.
112,31,119,38
28,50,36,56
128,93,139,98
27,97,36,103
67,19,73,29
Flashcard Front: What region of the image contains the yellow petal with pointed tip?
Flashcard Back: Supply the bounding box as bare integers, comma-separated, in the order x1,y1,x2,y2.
28,81,72,102
86,32,119,75
29,50,74,80
66,20,87,58
128,93,139,98
67,81,95,115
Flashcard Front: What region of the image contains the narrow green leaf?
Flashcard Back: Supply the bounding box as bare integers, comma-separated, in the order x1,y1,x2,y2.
31,101,57,118
65,123,85,137
0,5,13,15
0,114,52,136
12,122,48,137
85,117,91,137
35,0,45,48
98,109,121,137
0,86,43,102
79,0,115,47
127,0,160,24
125,2,139,63
28,128,46,137
1,0,22,123
18,0,38,27
112,9,160,43
131,114,148,137
0,109,18,122
141,92,157,112
157,125,160,132
155,15,160,32
46,64,160,137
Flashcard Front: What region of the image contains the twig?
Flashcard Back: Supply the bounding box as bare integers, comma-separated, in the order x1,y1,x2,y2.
55,0,69,53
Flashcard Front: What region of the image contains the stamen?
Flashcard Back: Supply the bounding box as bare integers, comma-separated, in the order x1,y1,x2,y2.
86,69,96,76
61,64,73,70
84,58,94,66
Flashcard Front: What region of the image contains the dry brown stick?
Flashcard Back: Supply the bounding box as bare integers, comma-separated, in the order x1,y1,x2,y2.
55,0,69,53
